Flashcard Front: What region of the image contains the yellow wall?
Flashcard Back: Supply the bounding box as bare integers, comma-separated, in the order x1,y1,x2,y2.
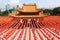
22,5,37,12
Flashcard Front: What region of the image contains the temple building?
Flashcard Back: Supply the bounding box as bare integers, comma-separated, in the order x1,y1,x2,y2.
0,3,60,40
9,4,50,17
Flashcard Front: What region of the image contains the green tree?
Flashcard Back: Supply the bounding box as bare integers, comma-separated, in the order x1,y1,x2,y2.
43,9,53,15
2,10,9,16
53,7,60,15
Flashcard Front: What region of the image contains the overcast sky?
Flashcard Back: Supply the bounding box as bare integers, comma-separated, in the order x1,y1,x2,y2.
0,0,60,9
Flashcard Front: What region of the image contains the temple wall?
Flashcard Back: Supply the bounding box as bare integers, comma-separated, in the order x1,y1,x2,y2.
22,5,37,12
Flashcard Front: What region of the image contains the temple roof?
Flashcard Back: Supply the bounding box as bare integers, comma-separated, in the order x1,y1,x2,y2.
16,4,43,12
